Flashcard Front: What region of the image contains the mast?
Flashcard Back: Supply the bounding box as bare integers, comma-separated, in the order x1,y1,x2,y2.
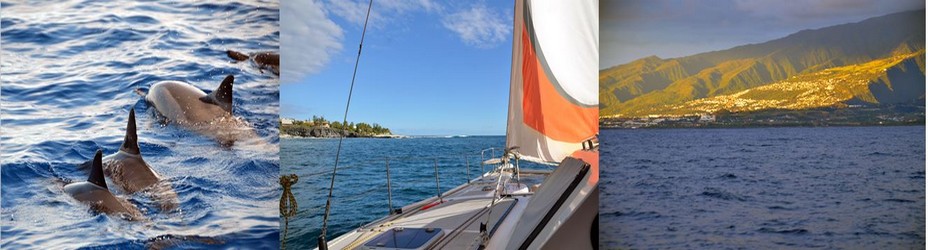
319,0,374,248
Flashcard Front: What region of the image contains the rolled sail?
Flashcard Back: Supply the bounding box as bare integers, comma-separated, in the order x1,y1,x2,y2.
506,0,599,163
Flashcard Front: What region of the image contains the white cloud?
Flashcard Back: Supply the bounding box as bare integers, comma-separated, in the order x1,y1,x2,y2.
280,0,344,84
281,0,512,83
441,4,510,49
326,0,441,28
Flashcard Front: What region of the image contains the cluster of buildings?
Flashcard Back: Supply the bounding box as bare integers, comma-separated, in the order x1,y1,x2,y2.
601,114,716,128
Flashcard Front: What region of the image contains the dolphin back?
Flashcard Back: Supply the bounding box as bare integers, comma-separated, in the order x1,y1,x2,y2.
226,50,249,61
64,149,143,219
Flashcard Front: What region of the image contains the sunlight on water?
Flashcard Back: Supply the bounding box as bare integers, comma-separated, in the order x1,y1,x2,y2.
1,0,280,248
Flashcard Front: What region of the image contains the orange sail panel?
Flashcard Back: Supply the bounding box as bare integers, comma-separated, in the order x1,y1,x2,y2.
520,23,598,143
506,0,598,163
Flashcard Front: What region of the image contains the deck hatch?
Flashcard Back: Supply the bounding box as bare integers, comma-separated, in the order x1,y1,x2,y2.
361,227,444,249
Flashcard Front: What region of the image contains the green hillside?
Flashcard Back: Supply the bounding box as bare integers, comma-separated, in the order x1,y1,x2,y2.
644,51,925,116
601,9,926,117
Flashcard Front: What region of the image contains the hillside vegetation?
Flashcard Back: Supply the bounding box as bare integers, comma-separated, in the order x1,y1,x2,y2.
280,116,392,138
647,51,925,116
600,9,926,117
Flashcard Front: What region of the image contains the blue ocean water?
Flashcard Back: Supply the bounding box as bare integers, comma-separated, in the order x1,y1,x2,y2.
600,126,926,249
1,1,280,248
279,136,537,249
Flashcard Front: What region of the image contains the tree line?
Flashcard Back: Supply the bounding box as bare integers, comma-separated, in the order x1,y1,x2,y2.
284,115,391,136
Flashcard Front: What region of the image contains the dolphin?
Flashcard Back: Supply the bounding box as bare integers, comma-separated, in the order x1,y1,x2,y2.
65,149,144,220
98,108,179,211
137,75,258,146
227,50,279,75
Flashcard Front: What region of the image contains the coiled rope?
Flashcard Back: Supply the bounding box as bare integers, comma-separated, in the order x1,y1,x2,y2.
279,174,298,249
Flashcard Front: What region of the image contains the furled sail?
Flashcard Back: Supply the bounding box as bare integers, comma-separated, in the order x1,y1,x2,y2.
506,0,598,163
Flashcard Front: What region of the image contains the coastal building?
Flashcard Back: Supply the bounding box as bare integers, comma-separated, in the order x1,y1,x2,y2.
699,114,716,123
281,118,294,125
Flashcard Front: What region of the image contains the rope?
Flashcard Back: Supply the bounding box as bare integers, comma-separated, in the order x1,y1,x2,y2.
279,174,298,249
321,0,374,244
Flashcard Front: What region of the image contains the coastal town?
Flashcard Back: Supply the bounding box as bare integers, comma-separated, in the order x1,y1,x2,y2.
601,103,925,129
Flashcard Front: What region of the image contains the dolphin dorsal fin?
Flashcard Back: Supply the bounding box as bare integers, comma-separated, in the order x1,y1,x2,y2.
120,108,141,155
88,149,107,189
199,75,234,114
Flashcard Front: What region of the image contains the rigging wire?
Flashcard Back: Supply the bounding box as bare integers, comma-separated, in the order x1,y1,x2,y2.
319,0,374,247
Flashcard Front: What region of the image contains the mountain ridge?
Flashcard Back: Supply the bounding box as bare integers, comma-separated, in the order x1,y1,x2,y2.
644,51,925,116
601,9,926,117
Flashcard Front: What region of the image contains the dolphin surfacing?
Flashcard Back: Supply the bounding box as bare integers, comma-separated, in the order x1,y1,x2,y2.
101,108,179,211
65,150,143,220
140,75,258,146
145,75,234,124
227,50,279,75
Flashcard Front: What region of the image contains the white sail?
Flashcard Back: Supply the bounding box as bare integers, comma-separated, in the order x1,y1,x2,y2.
318,2,601,249
506,0,599,163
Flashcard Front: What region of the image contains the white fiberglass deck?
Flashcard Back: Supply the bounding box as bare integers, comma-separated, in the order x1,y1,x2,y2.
323,167,548,250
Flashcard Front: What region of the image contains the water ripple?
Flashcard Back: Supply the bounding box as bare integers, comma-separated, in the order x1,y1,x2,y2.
2,0,280,248
601,126,926,249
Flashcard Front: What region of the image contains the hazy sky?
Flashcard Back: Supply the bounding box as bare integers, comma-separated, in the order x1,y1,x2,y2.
601,0,926,68
280,0,514,135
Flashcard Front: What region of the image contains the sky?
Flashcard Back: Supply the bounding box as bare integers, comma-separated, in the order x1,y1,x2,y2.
280,0,514,136
601,0,926,68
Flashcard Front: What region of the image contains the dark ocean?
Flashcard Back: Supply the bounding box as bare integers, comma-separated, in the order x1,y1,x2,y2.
1,1,280,248
600,126,925,249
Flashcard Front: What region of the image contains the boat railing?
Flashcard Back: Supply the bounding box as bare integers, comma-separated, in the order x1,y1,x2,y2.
287,149,517,242
287,149,537,247
480,147,505,172
379,151,508,216
298,151,506,218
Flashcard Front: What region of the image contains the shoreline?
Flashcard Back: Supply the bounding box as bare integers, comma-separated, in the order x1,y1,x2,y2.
279,124,398,138
280,133,406,139
601,122,926,130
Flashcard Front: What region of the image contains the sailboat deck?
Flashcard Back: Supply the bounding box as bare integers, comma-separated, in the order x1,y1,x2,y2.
325,170,551,250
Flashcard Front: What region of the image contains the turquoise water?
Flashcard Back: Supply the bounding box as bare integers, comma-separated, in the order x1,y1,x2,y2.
601,126,925,249
1,0,280,248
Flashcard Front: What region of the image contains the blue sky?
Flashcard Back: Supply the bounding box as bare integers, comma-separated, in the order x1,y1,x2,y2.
280,0,514,135
601,0,926,68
